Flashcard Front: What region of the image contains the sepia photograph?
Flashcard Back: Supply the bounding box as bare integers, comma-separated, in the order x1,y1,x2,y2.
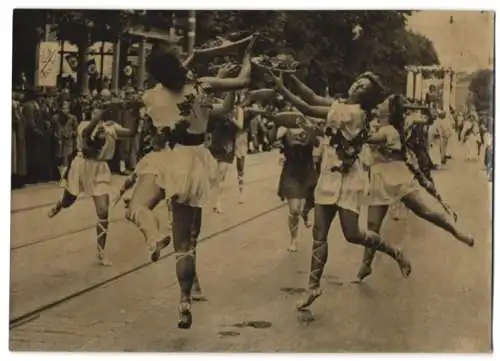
9,8,494,353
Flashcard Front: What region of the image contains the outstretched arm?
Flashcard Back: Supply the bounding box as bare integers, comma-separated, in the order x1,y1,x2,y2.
268,71,329,119
289,75,333,107
198,43,253,92
210,91,236,119
277,84,330,119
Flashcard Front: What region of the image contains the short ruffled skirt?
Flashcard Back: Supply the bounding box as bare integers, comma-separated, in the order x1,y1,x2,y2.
66,154,112,197
135,144,219,207
314,155,368,214
369,161,419,205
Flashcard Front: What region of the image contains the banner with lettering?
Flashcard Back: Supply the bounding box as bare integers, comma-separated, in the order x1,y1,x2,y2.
37,42,60,87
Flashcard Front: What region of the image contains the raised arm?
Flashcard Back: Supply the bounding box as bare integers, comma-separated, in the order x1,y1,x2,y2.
198,44,253,92
289,74,333,107
278,84,330,119
210,91,236,119
269,72,329,119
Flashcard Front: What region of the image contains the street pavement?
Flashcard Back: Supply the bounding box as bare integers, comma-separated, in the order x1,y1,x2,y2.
9,141,492,352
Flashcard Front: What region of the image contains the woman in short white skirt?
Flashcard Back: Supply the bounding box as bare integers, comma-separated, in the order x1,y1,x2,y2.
124,43,253,329
270,71,412,311
48,102,136,266
356,95,475,281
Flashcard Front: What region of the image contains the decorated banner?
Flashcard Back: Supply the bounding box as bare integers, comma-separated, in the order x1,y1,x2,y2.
37,42,60,87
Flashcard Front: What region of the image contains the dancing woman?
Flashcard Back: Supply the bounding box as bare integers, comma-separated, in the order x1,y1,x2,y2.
356,95,475,281
47,101,137,266
275,121,318,252
124,43,253,329
269,71,412,310
208,90,264,211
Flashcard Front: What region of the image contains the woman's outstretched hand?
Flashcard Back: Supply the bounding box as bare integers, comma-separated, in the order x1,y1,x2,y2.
216,63,240,78
267,70,285,90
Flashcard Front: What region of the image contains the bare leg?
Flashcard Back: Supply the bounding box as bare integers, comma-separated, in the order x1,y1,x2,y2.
236,156,245,203
190,207,205,301
48,189,77,218
302,186,315,228
125,174,169,262
339,209,411,277
171,200,198,329
357,205,389,281
286,198,303,252
93,194,112,267
297,204,337,310
402,190,474,247
212,162,228,213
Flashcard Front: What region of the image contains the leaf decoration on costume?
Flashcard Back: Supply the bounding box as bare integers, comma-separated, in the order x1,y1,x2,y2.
326,127,368,174
177,93,196,117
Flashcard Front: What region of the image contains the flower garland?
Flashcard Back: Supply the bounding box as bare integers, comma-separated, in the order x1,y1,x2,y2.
115,89,206,206
326,127,368,174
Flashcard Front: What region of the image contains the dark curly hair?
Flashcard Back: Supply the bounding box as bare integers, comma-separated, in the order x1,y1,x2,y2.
146,45,187,93
355,72,389,113
386,93,457,219
325,73,386,174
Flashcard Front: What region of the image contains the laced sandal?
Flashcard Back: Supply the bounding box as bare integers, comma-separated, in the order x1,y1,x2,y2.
458,233,475,248
296,288,322,310
394,250,412,278
356,262,373,282
288,240,298,253
147,233,172,263
178,301,193,329
47,203,62,218
97,245,113,267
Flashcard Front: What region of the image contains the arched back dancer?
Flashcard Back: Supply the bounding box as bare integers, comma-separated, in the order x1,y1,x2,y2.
268,71,412,311
274,120,318,252
356,95,474,281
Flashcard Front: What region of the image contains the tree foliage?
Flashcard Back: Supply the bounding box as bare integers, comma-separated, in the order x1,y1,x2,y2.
468,69,494,116
195,11,440,95
15,10,440,96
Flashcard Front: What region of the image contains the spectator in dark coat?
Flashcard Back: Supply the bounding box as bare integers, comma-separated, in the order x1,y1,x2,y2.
22,89,44,183
12,93,28,188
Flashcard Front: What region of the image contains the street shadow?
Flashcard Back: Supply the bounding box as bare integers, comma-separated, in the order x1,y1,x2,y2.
297,309,315,325
231,320,273,329
351,281,377,299
218,330,241,337
280,287,306,295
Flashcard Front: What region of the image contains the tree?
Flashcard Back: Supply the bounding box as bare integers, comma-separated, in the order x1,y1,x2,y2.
194,11,439,95
468,69,494,117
